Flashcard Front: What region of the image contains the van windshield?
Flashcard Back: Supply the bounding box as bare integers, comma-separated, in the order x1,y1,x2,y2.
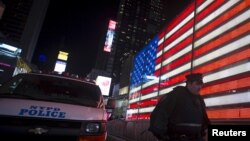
0,74,103,108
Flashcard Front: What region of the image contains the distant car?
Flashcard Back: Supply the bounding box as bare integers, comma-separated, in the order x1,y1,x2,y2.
0,72,107,141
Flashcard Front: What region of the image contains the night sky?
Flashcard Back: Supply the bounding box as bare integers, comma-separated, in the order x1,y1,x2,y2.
32,0,120,76
32,0,192,77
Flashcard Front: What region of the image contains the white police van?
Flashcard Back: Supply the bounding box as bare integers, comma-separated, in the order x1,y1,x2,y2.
0,72,107,141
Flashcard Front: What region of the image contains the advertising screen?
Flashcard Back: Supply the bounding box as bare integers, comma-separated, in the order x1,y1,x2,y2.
0,43,21,57
57,51,68,61
54,60,66,74
103,20,117,52
96,76,112,96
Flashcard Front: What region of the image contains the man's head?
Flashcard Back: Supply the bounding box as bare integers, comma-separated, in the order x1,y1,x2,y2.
186,73,203,95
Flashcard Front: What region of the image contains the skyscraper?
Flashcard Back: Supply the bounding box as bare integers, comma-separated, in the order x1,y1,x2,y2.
0,0,49,62
111,0,192,92
93,0,192,117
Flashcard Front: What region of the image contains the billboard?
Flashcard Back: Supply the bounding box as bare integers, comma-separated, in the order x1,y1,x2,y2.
57,51,68,61
54,60,66,74
96,76,112,96
127,0,250,120
103,20,117,52
0,43,21,57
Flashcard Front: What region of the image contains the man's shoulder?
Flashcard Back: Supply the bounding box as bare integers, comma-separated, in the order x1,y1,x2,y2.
171,86,191,99
172,86,187,93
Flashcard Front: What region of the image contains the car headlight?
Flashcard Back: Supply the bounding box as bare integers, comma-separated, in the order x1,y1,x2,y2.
85,123,100,133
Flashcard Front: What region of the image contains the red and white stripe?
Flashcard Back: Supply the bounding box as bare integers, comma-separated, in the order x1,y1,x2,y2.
127,0,250,120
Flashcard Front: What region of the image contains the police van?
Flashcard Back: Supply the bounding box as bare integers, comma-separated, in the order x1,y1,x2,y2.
0,72,107,141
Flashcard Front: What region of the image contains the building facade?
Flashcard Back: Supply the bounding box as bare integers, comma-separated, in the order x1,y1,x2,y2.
127,0,250,122
94,0,192,118
0,0,49,62
112,0,193,91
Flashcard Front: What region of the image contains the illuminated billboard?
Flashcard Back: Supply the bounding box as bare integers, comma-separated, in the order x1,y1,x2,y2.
54,60,66,74
0,43,21,57
57,51,68,61
103,20,117,52
127,0,250,120
96,76,112,96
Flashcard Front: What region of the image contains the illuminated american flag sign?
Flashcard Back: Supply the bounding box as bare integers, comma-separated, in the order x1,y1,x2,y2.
127,0,250,121
130,37,158,89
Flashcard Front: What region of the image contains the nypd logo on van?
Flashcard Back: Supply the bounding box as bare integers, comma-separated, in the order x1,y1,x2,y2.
0,98,105,120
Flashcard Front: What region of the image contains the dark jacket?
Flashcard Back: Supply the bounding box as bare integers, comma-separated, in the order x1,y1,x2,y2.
160,86,210,138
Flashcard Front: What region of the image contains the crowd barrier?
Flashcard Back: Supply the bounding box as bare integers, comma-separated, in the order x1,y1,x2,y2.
106,119,157,141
